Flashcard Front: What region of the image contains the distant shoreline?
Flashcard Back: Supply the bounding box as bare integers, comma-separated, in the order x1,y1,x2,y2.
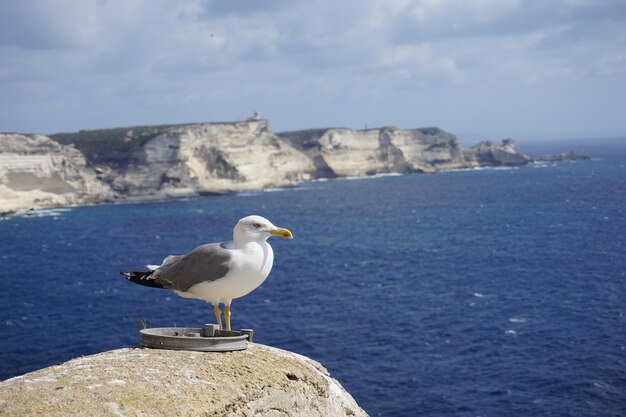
0,120,591,217
1,157,592,219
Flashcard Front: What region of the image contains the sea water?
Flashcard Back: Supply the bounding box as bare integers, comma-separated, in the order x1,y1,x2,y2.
1,139,625,416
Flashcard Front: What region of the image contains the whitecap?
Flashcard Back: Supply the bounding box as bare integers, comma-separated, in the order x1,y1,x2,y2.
443,166,519,174
370,172,404,178
505,330,517,336
442,167,477,173
17,207,73,218
313,172,406,183
508,317,527,323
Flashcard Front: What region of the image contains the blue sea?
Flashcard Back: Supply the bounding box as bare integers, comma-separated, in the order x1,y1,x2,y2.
1,138,625,416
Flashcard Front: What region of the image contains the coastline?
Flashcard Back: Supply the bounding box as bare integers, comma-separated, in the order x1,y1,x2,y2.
1,157,593,218
0,159,572,218
0,120,589,217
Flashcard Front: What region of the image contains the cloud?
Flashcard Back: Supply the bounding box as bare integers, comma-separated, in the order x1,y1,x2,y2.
0,0,625,137
0,0,101,49
198,0,294,18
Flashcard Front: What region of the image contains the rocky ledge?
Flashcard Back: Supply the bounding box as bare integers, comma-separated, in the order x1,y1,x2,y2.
0,344,367,417
0,133,113,215
2,120,537,215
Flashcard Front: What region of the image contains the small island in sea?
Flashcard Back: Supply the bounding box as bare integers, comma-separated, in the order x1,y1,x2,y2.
0,119,587,216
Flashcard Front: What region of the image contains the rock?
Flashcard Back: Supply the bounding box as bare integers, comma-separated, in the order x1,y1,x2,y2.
0,134,112,215
461,138,532,167
0,344,368,417
534,151,590,161
279,126,466,176
1,121,537,215
53,120,316,197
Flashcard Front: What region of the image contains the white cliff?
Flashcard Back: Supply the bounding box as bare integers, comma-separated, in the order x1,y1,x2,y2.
279,126,467,176
461,138,531,167
1,120,534,215
78,120,316,197
0,134,112,215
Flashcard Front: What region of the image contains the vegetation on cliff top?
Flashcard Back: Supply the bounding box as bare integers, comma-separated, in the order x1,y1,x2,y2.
50,125,183,163
49,120,264,164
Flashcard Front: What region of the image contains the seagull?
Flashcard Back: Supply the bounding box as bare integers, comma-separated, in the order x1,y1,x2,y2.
121,215,293,331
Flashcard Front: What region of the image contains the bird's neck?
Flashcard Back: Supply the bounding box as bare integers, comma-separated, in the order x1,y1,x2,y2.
233,237,269,251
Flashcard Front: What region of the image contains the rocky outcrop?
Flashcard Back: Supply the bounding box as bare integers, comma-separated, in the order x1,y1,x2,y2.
1,120,535,215
279,126,465,175
0,134,112,215
55,120,316,197
534,150,590,162
461,138,532,167
0,344,368,417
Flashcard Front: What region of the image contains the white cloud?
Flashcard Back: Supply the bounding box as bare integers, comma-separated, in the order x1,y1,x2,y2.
0,0,625,138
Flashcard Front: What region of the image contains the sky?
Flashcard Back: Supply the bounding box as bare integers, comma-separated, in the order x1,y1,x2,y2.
1,0,625,142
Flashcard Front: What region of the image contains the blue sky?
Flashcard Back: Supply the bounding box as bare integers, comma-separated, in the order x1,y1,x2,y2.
1,0,625,142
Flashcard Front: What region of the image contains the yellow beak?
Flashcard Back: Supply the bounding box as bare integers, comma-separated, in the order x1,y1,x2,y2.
270,227,293,239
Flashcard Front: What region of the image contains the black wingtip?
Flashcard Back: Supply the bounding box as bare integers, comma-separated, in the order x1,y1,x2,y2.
120,270,167,289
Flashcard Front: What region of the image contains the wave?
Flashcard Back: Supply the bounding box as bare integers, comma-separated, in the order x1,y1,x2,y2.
235,191,261,197
16,207,73,218
237,186,302,196
508,317,527,323
307,173,405,186
531,161,556,168
348,172,404,180
444,166,520,173
492,166,520,170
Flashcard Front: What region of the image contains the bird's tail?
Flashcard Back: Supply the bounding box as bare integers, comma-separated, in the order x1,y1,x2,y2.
120,271,167,289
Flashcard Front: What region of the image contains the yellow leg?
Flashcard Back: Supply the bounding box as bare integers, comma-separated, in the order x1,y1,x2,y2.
213,304,223,330
225,305,231,331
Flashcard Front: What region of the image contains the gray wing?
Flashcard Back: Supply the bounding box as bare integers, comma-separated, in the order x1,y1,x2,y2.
153,242,232,292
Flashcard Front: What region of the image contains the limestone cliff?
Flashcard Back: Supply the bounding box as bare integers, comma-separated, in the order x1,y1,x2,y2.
1,120,534,215
0,344,368,417
278,126,466,175
0,134,112,215
53,120,316,197
461,138,532,167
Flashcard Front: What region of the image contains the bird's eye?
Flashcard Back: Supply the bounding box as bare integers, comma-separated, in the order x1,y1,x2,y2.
253,223,262,228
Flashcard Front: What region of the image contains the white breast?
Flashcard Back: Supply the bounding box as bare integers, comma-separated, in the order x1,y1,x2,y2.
176,241,274,305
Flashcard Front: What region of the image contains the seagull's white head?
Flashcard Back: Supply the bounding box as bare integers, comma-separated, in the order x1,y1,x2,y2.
233,215,293,244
